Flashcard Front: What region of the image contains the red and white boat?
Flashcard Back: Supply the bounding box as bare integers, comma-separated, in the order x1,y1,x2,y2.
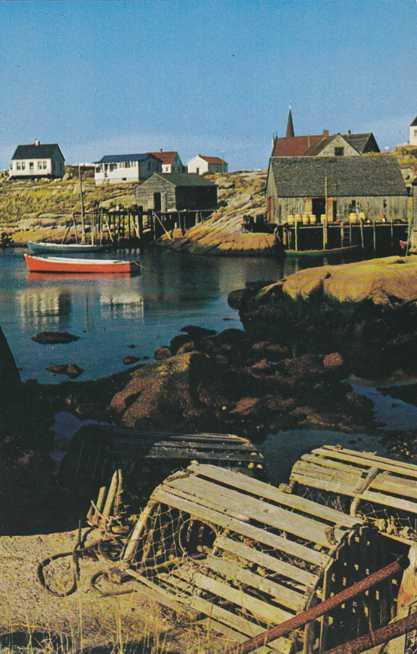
24,254,139,274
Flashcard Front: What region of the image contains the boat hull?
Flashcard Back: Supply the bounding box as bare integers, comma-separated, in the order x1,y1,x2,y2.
284,245,362,258
24,254,138,274
27,241,108,254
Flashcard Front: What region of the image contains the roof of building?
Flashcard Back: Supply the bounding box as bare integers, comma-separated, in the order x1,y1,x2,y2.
411,116,417,127
11,143,64,160
145,173,216,187
96,153,157,164
199,155,227,165
273,131,379,157
269,156,407,197
148,151,180,164
272,135,325,156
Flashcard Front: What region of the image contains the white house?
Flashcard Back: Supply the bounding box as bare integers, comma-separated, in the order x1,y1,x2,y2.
148,150,184,174
95,153,161,185
9,141,65,179
187,154,228,175
410,116,417,146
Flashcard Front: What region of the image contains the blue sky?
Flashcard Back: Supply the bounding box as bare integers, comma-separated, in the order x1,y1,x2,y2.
0,0,416,170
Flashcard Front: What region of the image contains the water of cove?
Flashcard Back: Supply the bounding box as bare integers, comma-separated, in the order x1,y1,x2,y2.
0,246,339,384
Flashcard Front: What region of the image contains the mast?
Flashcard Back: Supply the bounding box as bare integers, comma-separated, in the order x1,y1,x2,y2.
79,164,86,244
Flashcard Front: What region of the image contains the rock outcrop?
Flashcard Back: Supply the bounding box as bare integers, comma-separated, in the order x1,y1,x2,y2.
109,327,373,435
229,255,417,378
157,171,277,256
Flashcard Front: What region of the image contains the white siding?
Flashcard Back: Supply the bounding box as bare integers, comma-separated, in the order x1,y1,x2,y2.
95,158,161,185
188,156,209,175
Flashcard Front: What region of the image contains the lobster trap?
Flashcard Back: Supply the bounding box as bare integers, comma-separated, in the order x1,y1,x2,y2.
60,426,264,504
120,463,401,653
288,445,417,545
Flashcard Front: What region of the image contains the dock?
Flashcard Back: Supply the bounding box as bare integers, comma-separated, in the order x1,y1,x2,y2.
277,217,408,255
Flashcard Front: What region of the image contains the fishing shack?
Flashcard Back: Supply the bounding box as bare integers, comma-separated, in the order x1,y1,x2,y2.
266,156,410,254
135,172,218,213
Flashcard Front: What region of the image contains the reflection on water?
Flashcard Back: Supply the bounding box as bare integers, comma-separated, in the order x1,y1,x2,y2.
0,247,355,383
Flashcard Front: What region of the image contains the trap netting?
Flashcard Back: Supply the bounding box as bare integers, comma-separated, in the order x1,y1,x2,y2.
288,445,417,545
121,463,400,653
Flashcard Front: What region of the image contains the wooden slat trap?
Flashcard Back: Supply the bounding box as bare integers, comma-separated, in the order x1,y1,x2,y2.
288,445,417,545
60,426,264,500
121,463,400,653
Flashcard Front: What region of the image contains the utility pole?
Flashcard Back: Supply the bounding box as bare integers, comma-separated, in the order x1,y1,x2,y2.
323,175,328,249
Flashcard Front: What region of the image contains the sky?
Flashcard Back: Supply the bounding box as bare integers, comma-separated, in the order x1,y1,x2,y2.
0,0,416,170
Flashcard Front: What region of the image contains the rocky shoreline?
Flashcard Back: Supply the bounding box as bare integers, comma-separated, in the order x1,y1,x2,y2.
3,255,417,534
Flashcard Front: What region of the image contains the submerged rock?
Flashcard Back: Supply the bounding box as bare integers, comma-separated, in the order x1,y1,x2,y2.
32,331,79,345
122,355,140,365
47,363,84,378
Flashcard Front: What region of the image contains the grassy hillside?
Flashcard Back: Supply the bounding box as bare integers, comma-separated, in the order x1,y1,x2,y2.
0,168,270,250
0,169,137,244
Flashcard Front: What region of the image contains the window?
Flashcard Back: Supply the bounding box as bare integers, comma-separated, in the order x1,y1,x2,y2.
414,129,417,137
16,162,21,170
21,162,26,170
334,147,344,156
29,162,34,170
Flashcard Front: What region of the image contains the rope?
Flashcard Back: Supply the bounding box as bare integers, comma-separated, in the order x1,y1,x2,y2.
37,528,126,598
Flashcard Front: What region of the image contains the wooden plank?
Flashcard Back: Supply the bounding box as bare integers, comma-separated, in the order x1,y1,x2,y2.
190,463,358,528
198,618,281,654
313,447,417,478
202,556,305,612
141,450,262,462
173,565,293,624
153,487,328,567
215,536,318,588
162,475,346,547
290,472,360,498
361,489,417,515
297,455,366,476
368,473,417,502
320,445,417,472
158,571,293,654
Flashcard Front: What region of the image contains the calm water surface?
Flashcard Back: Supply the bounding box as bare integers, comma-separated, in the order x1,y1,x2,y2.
0,247,352,383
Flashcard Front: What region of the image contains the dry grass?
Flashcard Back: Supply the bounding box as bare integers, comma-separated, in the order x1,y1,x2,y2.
0,529,230,653
0,172,138,244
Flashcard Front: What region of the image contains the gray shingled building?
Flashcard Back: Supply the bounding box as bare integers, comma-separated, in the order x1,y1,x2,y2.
136,172,218,212
266,155,409,224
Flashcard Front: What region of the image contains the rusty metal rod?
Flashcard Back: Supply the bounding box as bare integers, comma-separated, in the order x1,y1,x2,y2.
229,556,408,654
324,608,417,654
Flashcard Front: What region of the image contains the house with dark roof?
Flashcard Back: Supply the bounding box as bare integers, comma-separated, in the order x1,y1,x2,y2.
187,154,228,175
410,116,417,146
9,141,65,179
266,156,408,224
136,172,218,212
272,110,380,157
147,150,184,174
94,153,161,185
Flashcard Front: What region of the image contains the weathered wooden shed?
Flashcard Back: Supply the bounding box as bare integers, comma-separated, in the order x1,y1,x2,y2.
135,172,218,212
288,445,417,545
120,463,400,653
266,156,409,224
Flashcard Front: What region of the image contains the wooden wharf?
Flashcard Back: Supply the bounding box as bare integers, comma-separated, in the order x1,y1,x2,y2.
66,205,213,249
277,218,409,256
